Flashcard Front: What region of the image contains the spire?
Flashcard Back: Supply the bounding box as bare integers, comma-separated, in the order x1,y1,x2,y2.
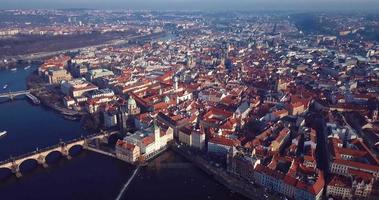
153,118,158,130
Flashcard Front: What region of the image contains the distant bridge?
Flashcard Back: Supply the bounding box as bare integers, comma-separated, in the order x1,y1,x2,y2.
0,90,32,99
0,132,118,178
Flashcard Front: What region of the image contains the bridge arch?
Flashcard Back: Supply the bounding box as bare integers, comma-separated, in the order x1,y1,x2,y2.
67,143,84,156
18,158,39,173
0,133,111,178
45,150,64,163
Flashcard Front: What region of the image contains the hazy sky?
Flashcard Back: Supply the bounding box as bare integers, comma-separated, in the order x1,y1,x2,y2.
0,0,378,11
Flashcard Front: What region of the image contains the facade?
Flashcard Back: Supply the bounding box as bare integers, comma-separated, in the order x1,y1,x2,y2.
121,122,173,160
87,89,114,99
254,163,324,200
326,175,374,200
103,108,118,128
329,138,379,179
115,140,140,163
208,137,239,155
227,147,260,181
192,129,206,150
178,126,192,146
178,126,205,150
47,69,72,84
327,175,353,199
127,96,141,115
61,78,98,98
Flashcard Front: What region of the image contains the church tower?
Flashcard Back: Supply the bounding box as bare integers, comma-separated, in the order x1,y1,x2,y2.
153,119,161,150
373,106,378,121
127,96,140,115
173,76,179,91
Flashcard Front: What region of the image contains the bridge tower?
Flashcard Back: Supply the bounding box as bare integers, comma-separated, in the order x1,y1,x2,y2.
9,91,14,100
59,141,71,160
36,154,48,168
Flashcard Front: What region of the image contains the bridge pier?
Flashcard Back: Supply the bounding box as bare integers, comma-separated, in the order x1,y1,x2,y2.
15,172,22,178
37,155,48,168
61,148,72,160
9,93,14,101
99,135,110,144
11,162,21,178
83,139,89,148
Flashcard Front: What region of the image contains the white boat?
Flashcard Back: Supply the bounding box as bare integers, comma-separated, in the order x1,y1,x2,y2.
10,68,17,72
24,66,31,70
0,131,7,137
3,84,8,89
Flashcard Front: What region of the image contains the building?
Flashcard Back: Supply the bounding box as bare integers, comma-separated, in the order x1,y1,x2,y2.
270,128,290,152
192,129,206,150
227,147,260,181
71,64,88,78
328,138,379,179
326,174,375,200
47,69,72,84
289,101,305,116
61,78,98,98
179,126,192,146
86,68,114,81
327,175,353,199
254,162,324,200
120,121,173,160
103,107,118,128
127,96,141,115
38,55,71,76
208,136,239,156
115,140,140,163
87,89,114,99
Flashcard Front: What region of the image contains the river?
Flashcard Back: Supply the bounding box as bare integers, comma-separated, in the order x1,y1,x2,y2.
0,66,247,200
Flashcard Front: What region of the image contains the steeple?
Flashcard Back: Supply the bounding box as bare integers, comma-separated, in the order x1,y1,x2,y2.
173,75,179,90
153,118,160,149
153,118,159,131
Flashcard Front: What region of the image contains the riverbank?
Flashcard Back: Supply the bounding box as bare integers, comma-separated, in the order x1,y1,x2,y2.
170,144,281,200
26,71,103,131
26,72,84,117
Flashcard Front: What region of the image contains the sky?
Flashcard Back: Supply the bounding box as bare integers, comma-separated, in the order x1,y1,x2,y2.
0,0,378,11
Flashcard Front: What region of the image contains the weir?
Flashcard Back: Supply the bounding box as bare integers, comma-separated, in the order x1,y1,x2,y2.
115,166,141,200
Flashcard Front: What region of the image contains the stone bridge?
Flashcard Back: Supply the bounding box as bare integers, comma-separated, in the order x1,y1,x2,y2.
0,132,117,178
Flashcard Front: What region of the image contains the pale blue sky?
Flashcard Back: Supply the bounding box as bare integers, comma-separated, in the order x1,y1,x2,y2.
0,0,378,11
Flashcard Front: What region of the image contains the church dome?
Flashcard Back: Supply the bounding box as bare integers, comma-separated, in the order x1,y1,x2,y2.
128,96,136,107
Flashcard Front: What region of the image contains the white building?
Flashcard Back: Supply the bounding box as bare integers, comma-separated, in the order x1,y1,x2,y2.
122,122,173,159
179,126,206,150
61,78,98,98
86,68,114,81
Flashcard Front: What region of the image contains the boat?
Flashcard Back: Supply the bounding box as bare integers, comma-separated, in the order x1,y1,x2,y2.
63,115,79,121
0,131,7,137
24,66,31,70
3,84,8,89
10,68,17,72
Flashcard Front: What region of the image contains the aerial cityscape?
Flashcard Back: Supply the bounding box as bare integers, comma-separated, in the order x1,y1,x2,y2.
0,1,379,200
